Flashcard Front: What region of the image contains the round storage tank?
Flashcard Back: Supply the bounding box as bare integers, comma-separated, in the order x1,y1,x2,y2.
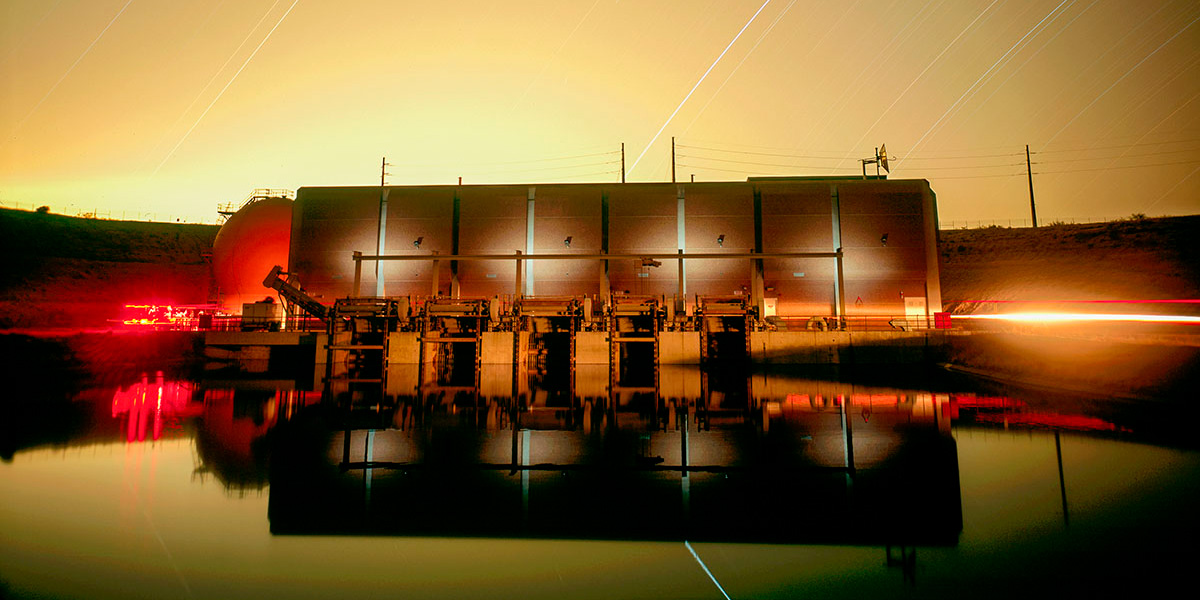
212,196,293,312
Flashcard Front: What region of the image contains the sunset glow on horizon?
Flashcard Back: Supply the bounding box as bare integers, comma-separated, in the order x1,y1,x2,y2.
2,0,1198,223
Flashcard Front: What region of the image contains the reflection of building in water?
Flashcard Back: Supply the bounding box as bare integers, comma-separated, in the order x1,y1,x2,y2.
194,386,322,492
272,369,963,544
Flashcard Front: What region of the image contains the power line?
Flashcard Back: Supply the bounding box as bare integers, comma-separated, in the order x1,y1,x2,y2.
1032,157,1200,174
677,154,858,170
676,144,847,160
1028,146,1200,163
891,161,1026,170
893,151,1025,160
676,162,858,175
453,159,622,177
1034,137,1200,153
933,172,1025,180
401,150,619,169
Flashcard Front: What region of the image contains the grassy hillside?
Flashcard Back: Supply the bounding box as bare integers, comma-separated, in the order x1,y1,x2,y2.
0,208,218,329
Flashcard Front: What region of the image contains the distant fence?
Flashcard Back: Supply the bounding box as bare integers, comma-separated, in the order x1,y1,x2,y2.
0,200,223,225
937,215,1154,230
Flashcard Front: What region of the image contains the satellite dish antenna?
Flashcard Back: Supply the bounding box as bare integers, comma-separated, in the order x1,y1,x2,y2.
860,143,889,179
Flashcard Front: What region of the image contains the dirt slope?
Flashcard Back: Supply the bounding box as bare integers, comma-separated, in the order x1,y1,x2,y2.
938,216,1200,313
0,209,218,329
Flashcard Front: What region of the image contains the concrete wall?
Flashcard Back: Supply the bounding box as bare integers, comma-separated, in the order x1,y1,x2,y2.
659,365,701,400
575,331,610,365
480,331,513,365
575,364,609,399
751,330,940,365
659,331,700,364
387,332,421,363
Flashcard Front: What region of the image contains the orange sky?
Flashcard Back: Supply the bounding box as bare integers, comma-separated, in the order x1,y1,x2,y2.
2,0,1198,224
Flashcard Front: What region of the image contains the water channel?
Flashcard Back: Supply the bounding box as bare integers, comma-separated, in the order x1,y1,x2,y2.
1,332,1196,599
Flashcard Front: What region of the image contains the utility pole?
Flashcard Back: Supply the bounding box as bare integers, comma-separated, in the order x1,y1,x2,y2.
671,136,676,183
1026,144,1038,228
621,143,626,183
376,157,390,297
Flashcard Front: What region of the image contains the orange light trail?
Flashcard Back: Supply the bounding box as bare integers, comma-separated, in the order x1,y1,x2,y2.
954,312,1200,324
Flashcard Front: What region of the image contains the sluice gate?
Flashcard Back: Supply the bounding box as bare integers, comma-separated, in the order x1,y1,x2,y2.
609,295,661,396
419,298,488,390
696,295,754,415
514,296,582,407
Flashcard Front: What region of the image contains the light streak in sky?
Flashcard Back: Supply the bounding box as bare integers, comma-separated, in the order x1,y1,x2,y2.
1044,10,1200,145
1062,62,1200,208
154,0,301,174
798,0,943,149
1023,2,1173,143
138,0,281,173
680,0,799,137
0,0,64,61
901,0,1076,164
508,0,603,115
1146,161,1200,211
628,0,772,176
8,0,134,138
955,312,1200,324
946,0,1100,139
840,0,1001,170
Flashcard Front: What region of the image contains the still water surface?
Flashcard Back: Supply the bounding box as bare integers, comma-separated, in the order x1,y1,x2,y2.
1,340,1196,599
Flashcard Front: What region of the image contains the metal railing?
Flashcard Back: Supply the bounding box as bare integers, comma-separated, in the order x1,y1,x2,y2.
767,315,941,332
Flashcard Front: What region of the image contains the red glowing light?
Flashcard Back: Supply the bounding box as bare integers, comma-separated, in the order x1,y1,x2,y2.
120,303,218,330
949,299,1200,304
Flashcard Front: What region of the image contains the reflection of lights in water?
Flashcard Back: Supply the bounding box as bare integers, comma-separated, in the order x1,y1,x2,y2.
111,372,198,442
955,312,1200,324
948,394,1123,433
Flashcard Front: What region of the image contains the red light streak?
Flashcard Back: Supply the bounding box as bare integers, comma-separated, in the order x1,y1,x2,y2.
949,299,1200,304
954,312,1200,324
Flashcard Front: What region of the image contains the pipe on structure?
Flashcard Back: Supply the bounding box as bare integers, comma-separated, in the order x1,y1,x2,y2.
351,250,846,322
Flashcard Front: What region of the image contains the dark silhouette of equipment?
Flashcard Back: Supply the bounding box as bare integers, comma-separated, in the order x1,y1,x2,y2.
262,265,328,321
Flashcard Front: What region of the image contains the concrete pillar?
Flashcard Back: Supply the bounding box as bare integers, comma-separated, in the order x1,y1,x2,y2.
525,187,535,296
677,186,686,303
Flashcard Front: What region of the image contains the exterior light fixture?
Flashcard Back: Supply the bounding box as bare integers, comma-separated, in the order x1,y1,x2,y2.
413,237,423,248
564,236,572,247
880,233,888,246
717,234,725,247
